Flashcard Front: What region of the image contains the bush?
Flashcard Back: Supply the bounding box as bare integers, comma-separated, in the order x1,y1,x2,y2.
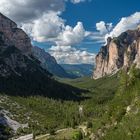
87,121,93,128
49,129,55,135
72,131,83,140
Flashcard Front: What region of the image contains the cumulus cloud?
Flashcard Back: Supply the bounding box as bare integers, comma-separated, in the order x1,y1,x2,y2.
0,0,94,64
0,0,86,45
22,12,65,42
105,12,140,39
49,46,95,64
0,0,89,23
96,21,112,34
84,21,113,44
56,22,85,46
93,12,140,44
0,0,65,23
23,19,85,46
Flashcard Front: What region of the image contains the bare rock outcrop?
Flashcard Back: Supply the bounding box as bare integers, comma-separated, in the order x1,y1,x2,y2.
0,13,32,54
93,27,140,79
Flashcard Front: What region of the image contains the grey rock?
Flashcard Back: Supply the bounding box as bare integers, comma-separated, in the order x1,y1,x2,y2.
0,13,32,54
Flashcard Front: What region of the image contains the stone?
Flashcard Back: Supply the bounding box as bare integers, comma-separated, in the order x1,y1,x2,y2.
0,13,32,54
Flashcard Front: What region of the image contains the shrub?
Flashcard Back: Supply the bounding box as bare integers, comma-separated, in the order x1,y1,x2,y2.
49,129,55,135
87,121,93,128
72,131,83,140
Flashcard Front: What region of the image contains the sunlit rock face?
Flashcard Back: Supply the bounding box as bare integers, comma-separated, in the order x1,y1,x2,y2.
0,13,32,54
93,27,140,79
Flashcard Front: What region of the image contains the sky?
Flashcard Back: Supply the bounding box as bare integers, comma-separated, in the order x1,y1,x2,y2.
0,0,140,64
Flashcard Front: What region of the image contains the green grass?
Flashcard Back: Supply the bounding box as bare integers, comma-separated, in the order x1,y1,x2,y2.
58,74,118,91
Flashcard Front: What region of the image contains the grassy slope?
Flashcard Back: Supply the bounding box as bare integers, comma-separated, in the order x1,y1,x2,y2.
59,71,140,140
101,75,140,140
0,75,118,139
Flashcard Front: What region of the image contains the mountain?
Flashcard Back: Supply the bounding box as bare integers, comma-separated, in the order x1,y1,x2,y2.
0,13,83,100
32,46,77,78
93,26,140,79
0,13,31,54
61,64,94,77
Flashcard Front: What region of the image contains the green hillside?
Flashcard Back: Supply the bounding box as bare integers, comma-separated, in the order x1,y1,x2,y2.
0,73,118,139
52,67,140,140
1,67,140,140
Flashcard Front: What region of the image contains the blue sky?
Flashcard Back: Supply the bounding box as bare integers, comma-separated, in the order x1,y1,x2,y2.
64,0,140,28
62,0,140,53
0,0,140,64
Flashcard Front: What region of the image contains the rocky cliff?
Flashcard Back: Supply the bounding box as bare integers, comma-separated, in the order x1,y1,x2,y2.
0,13,32,54
93,27,140,79
32,46,76,78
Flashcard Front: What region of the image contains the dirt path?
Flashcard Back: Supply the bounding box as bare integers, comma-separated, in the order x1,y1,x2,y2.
35,128,72,140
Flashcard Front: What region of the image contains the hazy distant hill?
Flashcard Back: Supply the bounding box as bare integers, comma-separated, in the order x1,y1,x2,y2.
61,64,94,77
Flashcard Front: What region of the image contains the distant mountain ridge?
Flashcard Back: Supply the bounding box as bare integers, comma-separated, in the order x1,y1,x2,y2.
32,46,77,78
61,64,94,77
93,26,140,79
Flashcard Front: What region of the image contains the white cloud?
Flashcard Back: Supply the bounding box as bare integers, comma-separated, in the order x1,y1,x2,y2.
105,12,140,39
22,19,85,46
0,0,87,46
22,12,65,42
84,21,113,44
70,0,86,4
0,0,65,23
56,22,85,46
0,0,93,65
49,46,95,64
93,12,140,44
0,0,90,23
96,21,112,34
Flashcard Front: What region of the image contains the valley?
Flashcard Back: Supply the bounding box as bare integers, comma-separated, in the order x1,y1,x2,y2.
1,52,140,140
0,1,140,140
1,68,140,140
0,74,119,139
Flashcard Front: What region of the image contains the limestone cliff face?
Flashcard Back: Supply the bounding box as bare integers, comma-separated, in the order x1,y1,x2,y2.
0,13,32,54
93,28,140,79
